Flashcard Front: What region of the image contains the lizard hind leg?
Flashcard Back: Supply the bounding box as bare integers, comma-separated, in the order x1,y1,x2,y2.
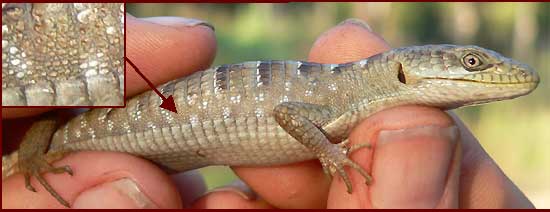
273,102,372,194
13,116,73,207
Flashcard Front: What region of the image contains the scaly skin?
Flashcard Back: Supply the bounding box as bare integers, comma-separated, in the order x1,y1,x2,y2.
2,45,540,207
2,3,124,106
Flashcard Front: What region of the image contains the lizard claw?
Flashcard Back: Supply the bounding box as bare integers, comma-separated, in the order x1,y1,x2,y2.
24,174,37,192
50,165,73,176
318,143,373,193
13,116,72,207
18,151,72,207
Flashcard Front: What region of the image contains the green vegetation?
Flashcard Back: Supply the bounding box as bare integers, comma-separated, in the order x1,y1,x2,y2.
128,3,549,208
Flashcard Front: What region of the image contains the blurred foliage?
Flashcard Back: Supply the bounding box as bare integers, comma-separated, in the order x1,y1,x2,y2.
128,3,549,208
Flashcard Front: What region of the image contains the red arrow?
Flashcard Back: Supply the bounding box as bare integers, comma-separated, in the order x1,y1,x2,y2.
124,57,178,113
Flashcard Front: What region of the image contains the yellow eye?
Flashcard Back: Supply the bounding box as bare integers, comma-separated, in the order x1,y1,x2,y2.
463,54,482,68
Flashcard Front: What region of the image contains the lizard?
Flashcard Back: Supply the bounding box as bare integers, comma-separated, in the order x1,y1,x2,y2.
1,44,540,207
2,3,124,106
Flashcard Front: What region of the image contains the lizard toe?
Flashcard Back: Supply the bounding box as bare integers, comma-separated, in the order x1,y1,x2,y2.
17,151,73,207
318,145,372,193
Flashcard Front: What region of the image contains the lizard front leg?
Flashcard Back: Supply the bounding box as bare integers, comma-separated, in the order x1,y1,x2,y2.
273,102,372,193
7,115,73,207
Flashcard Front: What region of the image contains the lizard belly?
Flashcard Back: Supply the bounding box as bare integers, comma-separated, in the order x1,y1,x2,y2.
52,115,314,171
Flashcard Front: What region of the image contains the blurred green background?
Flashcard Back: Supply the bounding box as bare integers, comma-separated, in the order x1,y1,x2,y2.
128,3,549,208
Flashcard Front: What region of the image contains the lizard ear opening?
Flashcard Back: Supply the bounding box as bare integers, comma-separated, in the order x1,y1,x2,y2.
397,63,407,84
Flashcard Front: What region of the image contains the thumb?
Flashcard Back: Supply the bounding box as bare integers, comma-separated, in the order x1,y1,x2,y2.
328,106,462,208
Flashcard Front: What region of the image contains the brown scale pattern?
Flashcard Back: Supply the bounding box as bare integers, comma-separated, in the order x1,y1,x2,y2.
2,3,124,106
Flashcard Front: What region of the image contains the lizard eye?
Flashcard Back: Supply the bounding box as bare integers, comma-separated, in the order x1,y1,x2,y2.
462,53,483,70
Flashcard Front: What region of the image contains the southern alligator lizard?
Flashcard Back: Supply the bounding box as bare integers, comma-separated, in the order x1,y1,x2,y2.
2,3,124,106
2,45,540,207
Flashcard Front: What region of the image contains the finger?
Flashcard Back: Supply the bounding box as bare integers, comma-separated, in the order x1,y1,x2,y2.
192,180,274,209
232,18,391,209
448,113,534,208
2,151,183,208
233,161,330,208
308,18,390,63
327,106,461,208
125,14,217,97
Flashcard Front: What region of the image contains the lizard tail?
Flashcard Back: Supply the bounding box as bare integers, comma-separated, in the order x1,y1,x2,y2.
2,150,20,180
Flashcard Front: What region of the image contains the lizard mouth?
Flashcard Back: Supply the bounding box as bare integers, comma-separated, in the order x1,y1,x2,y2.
424,76,539,85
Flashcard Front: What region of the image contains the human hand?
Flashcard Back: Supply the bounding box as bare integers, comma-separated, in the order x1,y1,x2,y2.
2,16,534,208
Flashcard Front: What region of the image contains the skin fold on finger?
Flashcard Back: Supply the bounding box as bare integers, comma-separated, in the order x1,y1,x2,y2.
327,106,460,208
2,152,182,209
192,181,274,209
125,14,217,97
447,113,534,208
232,19,392,209
437,139,461,208
192,191,273,209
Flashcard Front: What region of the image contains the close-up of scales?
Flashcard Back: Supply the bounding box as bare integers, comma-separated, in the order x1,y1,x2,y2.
2,3,124,106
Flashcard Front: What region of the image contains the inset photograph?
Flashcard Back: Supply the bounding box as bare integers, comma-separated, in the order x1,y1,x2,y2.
2,3,125,106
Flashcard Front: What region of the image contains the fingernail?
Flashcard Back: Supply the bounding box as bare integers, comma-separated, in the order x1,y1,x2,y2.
338,18,372,31
72,178,158,209
141,16,215,31
371,125,458,208
203,180,256,201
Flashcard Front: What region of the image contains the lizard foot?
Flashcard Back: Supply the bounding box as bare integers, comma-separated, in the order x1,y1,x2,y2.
273,102,373,193
318,144,373,193
15,116,72,207
337,139,372,156
19,153,73,207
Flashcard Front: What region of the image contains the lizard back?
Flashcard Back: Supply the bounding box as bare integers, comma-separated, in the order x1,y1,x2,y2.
50,60,373,170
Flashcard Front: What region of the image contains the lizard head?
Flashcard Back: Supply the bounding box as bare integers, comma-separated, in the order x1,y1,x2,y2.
395,45,540,109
